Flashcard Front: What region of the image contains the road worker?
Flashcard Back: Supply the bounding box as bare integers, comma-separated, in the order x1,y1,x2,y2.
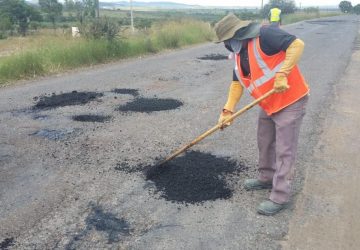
269,6,282,26
214,13,309,215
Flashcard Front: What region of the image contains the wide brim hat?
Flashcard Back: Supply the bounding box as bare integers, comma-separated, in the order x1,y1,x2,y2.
214,13,258,43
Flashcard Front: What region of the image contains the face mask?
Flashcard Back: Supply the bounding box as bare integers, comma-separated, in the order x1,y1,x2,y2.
224,39,242,53
224,40,233,52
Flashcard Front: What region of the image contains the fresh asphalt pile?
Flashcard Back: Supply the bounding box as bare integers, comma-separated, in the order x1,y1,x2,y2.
144,151,246,204
117,97,183,113
72,115,111,123
197,53,228,60
33,91,103,110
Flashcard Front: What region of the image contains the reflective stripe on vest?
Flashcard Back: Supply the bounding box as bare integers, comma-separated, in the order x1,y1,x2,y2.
234,38,284,94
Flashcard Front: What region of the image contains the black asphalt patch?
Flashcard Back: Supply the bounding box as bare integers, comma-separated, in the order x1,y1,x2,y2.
33,91,103,110
85,205,132,243
111,88,139,97
197,54,228,60
114,161,143,173
0,237,15,249
117,97,183,113
32,114,49,120
144,151,245,204
65,204,132,249
72,115,111,123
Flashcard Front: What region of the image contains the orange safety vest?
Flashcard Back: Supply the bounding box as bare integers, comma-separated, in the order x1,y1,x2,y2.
234,37,309,115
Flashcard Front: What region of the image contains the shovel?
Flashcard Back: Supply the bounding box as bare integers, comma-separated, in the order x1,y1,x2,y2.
157,89,276,166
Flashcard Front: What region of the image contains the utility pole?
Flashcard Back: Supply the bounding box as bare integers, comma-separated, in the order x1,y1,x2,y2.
130,0,134,32
95,0,100,18
260,0,264,21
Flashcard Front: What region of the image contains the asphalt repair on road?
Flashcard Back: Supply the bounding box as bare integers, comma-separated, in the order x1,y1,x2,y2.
65,203,133,249
33,91,103,110
144,151,247,204
111,88,139,97
72,114,111,123
197,53,228,60
0,237,15,249
33,89,183,113
117,97,183,113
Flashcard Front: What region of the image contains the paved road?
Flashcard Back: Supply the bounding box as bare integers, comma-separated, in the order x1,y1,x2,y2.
284,24,360,250
0,15,359,249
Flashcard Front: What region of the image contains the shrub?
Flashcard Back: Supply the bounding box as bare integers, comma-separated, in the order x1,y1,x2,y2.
80,17,119,40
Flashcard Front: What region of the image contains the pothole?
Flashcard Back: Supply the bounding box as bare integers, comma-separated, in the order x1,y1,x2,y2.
72,115,111,123
144,151,246,204
197,53,228,60
111,88,139,97
33,91,103,110
117,97,183,113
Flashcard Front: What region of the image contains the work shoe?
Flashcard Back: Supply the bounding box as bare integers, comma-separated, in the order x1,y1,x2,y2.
257,200,287,216
244,179,272,191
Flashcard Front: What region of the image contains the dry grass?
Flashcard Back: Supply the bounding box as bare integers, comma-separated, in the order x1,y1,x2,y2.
0,29,72,57
0,20,213,84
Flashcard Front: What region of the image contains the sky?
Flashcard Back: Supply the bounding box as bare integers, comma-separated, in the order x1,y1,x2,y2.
100,0,355,7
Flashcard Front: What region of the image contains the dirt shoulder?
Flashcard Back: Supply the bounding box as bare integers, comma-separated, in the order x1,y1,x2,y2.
284,32,360,249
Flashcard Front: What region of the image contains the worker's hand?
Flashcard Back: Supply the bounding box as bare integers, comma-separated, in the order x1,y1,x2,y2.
218,109,233,130
274,72,289,93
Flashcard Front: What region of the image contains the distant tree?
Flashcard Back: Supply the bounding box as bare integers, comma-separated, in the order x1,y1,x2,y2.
0,15,12,38
65,0,98,24
83,0,97,19
39,0,63,29
339,1,353,13
0,0,41,36
64,0,76,12
74,1,85,23
354,4,360,15
262,0,296,18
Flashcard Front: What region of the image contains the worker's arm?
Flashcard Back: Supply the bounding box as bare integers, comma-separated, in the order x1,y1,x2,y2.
274,38,305,92
218,81,243,128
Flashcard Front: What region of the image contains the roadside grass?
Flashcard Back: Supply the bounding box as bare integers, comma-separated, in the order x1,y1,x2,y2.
0,19,213,84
